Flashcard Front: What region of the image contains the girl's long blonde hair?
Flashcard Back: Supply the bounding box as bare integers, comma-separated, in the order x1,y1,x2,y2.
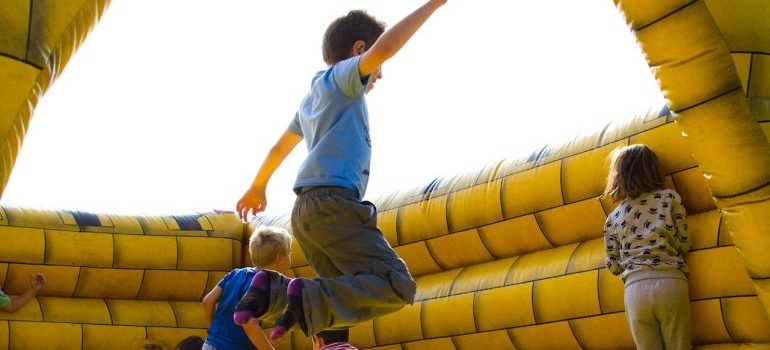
604,144,665,202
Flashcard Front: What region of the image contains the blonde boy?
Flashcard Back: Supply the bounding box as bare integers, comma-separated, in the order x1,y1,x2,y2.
202,226,292,350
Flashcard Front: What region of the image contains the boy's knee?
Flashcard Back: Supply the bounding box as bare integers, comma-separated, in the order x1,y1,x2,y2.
382,262,416,304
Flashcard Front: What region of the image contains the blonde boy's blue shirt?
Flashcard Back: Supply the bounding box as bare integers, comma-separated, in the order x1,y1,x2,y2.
288,55,371,199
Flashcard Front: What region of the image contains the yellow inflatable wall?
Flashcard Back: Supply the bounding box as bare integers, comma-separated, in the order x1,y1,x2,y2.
1,0,769,349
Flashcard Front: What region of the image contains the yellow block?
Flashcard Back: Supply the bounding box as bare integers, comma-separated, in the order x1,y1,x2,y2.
421,293,475,338
535,198,606,246
506,244,576,285
83,324,147,350
631,122,698,174
426,229,493,270
397,195,449,244
722,199,770,278
402,338,455,350
114,235,177,269
533,271,601,323
377,209,399,246
569,312,635,350
705,0,770,52
689,210,722,250
9,321,81,349
0,226,44,264
74,267,143,299
721,297,770,343
368,346,405,350
509,321,582,350
566,238,605,274
687,247,755,300
676,90,770,198
561,140,628,203
137,270,208,301
501,161,563,218
451,257,515,295
446,179,503,232
638,2,740,111
0,1,29,57
413,269,461,301
475,282,534,331
171,302,207,328
177,237,232,271
0,320,7,350
598,268,625,313
4,264,78,297
394,242,442,277
202,213,243,240
373,302,423,345
107,300,176,327
453,330,516,350
691,299,732,344
38,297,110,324
731,53,751,94
44,229,113,267
146,327,207,350
349,319,376,349
673,167,716,214
750,55,770,97
477,214,552,259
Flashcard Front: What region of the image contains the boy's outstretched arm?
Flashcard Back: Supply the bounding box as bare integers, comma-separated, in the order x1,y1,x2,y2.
237,130,303,221
1,273,46,314
359,0,447,77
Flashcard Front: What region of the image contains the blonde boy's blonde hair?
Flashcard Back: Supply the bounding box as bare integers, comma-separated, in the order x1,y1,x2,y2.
249,226,292,268
604,144,665,202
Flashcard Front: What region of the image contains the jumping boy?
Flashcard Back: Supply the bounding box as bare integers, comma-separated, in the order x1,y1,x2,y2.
202,226,293,350
234,0,448,340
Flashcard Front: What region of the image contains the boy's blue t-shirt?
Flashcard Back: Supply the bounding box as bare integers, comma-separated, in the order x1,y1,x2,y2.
205,267,257,350
289,55,371,199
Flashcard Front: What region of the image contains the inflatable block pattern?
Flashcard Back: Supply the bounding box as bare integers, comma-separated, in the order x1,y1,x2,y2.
3,0,770,348
616,0,770,317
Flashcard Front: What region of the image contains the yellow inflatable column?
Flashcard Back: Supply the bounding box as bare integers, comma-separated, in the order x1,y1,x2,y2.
0,0,110,197
615,0,770,316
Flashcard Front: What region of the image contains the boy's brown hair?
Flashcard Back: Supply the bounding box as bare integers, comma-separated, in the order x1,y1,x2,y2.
249,226,292,267
322,10,385,65
604,144,665,202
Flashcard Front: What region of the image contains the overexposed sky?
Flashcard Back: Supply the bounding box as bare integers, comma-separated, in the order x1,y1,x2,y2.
2,0,665,215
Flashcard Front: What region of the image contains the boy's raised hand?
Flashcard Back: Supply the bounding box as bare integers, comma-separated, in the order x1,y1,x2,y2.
359,0,447,77
30,273,46,291
237,186,268,221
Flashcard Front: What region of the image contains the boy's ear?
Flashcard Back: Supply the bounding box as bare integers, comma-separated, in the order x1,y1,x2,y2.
353,40,366,55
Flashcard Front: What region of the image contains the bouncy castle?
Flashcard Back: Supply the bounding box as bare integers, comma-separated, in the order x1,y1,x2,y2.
1,1,769,349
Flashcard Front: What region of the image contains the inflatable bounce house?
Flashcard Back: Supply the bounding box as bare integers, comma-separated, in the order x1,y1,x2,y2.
1,1,769,349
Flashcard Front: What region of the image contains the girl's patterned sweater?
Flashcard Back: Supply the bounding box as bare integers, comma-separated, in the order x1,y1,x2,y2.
604,189,690,282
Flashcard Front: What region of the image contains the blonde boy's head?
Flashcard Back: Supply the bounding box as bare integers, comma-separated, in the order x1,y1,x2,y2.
249,226,292,268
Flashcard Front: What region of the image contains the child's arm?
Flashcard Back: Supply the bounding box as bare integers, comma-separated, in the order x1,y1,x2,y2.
242,318,275,350
237,130,303,221
1,274,46,314
202,286,223,325
603,217,623,276
358,0,447,77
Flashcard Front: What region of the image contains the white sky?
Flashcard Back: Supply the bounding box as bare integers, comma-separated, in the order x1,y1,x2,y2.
1,0,665,216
